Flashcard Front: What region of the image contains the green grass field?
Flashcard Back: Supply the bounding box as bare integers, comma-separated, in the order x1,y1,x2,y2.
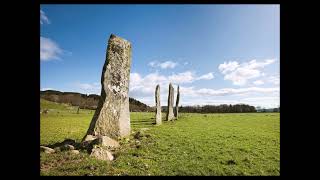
40,99,280,176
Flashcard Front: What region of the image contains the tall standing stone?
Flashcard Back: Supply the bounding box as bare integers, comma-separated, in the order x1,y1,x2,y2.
155,84,161,125
175,85,180,119
84,34,132,140
166,83,175,121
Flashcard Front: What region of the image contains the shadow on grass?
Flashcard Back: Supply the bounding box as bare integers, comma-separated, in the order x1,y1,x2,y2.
131,118,155,128
43,138,93,153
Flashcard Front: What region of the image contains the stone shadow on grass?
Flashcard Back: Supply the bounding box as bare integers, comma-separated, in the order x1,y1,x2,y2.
43,138,95,153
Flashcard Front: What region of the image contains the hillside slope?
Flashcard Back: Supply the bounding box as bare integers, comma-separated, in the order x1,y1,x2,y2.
40,90,153,112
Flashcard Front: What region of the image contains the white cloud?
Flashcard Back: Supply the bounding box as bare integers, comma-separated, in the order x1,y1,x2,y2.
180,86,279,97
129,71,214,99
40,9,50,24
148,61,157,67
177,86,279,108
129,70,278,108
40,36,64,61
168,71,195,84
149,61,178,69
160,61,178,69
73,82,100,95
137,85,279,108
184,62,189,65
241,96,279,102
168,71,214,84
40,87,53,91
218,61,240,74
253,80,264,85
196,72,214,80
268,74,280,85
219,59,276,86
240,96,280,108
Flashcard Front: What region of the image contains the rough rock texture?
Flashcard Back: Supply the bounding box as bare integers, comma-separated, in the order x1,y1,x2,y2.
40,146,55,154
155,84,161,125
166,83,175,121
175,85,180,119
83,135,97,142
84,34,132,140
91,136,120,148
90,147,114,161
71,150,80,155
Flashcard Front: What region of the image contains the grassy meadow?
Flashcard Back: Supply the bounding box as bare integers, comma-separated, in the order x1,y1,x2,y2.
40,99,280,176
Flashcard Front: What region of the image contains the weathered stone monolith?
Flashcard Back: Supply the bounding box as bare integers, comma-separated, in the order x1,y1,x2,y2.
83,34,132,140
166,83,175,121
175,85,180,119
155,84,161,125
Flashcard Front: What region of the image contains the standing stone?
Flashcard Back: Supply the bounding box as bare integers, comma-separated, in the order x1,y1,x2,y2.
175,85,180,119
84,34,132,140
166,83,175,121
155,84,161,125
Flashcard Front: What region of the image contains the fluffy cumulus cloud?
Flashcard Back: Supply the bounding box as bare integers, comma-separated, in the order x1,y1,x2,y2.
168,71,214,84
128,70,279,108
219,59,276,85
40,36,64,61
129,71,214,98
148,61,178,69
168,71,195,84
40,9,50,24
219,61,240,74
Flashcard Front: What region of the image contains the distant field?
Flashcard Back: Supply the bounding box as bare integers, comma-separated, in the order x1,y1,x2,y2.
40,99,280,176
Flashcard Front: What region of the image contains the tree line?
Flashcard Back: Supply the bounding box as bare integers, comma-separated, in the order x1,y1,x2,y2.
176,104,257,113
40,90,152,112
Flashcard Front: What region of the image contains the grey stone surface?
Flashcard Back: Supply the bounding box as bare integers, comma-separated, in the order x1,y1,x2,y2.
90,147,114,161
166,83,175,121
71,150,80,155
83,135,97,142
155,84,161,125
40,146,55,154
84,34,132,140
175,85,180,119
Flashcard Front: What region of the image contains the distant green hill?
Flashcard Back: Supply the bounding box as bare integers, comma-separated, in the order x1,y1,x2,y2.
40,90,153,112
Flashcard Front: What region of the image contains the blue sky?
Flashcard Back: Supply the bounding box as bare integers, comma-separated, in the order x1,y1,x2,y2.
40,5,279,108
